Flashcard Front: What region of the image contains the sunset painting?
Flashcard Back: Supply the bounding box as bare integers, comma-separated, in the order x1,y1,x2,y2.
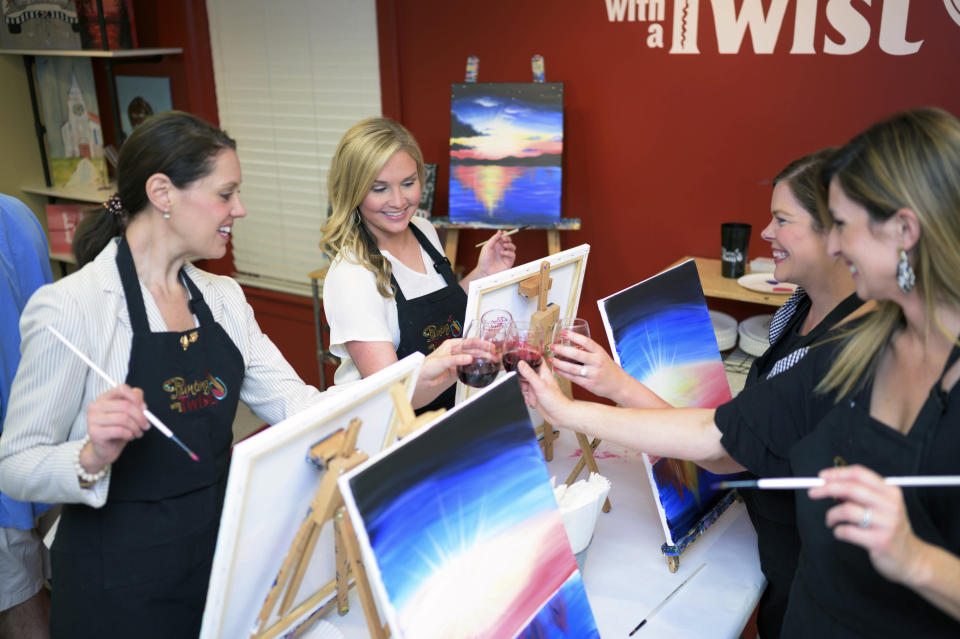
449,83,563,226
339,376,598,639
598,260,738,544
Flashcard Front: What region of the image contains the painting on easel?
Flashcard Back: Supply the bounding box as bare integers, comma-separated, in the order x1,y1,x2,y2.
449,82,563,226
598,260,737,549
340,375,599,639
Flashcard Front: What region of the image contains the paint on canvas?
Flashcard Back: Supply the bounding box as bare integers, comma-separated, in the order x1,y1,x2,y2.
599,260,736,544
448,82,563,226
36,55,106,188
115,75,172,136
341,376,598,639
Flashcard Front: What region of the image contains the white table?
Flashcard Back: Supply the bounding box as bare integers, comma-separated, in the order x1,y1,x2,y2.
306,430,764,638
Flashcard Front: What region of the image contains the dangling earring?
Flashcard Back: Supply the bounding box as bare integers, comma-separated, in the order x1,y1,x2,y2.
354,208,362,225
897,247,915,293
162,209,171,220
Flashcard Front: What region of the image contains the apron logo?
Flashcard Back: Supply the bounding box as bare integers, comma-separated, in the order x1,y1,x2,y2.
162,371,228,413
422,316,463,352
179,330,199,351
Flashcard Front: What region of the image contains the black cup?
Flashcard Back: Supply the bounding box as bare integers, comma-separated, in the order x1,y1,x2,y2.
721,223,751,278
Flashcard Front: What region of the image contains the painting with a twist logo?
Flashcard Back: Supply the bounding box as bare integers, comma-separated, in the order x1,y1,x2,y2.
163,371,228,414
721,247,744,264
422,315,463,352
605,0,943,55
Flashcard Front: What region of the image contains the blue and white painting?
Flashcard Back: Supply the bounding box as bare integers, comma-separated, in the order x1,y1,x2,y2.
449,82,563,226
599,260,737,544
341,376,598,639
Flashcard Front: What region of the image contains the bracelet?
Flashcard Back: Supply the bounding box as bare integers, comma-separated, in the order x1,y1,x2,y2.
75,435,109,487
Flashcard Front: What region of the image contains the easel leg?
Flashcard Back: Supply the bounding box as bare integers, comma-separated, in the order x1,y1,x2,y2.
334,511,351,615
572,432,611,512
339,509,388,639
546,229,561,255
539,422,556,461
565,436,600,484
443,228,459,268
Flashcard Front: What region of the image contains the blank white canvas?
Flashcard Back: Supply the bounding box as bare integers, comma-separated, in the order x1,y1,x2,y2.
456,244,590,404
200,353,424,639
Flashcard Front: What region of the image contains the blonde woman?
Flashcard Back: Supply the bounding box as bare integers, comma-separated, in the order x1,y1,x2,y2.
520,108,960,637
322,118,515,411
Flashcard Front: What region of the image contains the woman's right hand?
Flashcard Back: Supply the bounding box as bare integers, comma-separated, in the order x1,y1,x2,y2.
81,384,149,472
517,359,574,427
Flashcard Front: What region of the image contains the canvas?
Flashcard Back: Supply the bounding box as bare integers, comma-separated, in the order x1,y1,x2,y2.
456,244,590,404
0,0,82,50
448,82,563,226
598,259,737,545
115,75,172,136
35,55,106,188
200,354,424,639
339,374,600,639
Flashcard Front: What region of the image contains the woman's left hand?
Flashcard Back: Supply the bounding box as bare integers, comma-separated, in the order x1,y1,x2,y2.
808,464,922,585
476,230,516,277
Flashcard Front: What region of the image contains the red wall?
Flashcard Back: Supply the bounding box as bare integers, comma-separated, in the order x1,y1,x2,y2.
376,0,960,369
135,1,960,394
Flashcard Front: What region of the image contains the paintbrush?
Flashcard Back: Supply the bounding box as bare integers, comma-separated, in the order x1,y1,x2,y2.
714,476,960,490
46,325,200,462
629,562,706,635
475,226,525,247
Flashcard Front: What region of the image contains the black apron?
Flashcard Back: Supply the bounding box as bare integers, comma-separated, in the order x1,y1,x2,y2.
51,237,244,639
782,341,960,638
741,292,862,639
391,223,467,413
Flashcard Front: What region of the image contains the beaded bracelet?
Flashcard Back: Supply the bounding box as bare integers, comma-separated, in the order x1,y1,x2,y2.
74,435,109,487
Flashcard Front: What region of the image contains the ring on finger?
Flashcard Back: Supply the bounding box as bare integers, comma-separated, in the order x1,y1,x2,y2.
859,506,872,529
579,365,588,377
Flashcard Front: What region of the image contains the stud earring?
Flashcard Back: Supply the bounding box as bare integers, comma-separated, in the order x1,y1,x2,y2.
897,247,915,293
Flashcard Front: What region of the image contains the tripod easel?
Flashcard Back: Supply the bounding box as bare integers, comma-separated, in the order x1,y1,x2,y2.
253,387,445,639
519,261,611,512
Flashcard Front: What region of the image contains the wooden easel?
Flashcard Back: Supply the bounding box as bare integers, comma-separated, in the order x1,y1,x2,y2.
253,387,443,639
519,260,611,512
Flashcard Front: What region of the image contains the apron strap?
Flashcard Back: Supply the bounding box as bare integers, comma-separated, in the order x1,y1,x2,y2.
390,222,458,304
180,270,216,326
931,336,960,413
116,236,151,333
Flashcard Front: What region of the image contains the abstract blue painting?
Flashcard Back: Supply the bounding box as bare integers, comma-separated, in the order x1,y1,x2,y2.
340,375,598,639
599,260,737,545
449,82,563,226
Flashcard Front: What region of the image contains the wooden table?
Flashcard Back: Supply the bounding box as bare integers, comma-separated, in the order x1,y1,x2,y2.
678,256,788,308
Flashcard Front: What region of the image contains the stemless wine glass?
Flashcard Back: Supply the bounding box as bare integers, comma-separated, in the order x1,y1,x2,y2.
480,308,513,333
503,321,545,373
455,320,503,388
552,317,590,364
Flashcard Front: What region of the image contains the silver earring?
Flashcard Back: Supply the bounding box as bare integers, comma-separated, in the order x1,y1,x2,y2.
354,208,362,225
897,248,915,293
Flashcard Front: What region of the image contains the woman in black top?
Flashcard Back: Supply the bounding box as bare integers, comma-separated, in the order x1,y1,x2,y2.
550,149,863,637
521,108,960,637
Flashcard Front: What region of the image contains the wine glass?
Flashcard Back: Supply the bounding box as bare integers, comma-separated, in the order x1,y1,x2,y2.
455,320,503,388
552,317,590,364
503,321,545,372
480,308,513,333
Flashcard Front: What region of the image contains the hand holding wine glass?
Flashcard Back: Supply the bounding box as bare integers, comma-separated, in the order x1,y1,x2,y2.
503,321,544,372
455,321,503,388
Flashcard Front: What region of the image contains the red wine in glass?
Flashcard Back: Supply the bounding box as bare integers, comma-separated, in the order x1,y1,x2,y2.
503,347,543,372
457,358,500,388
551,318,590,366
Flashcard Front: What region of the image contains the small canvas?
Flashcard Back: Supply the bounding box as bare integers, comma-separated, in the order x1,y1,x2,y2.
339,374,600,639
456,243,590,404
35,55,106,188
115,75,172,136
200,354,424,639
0,1,82,50
598,259,737,546
448,82,563,226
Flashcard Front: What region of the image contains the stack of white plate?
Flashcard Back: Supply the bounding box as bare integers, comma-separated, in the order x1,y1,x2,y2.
709,310,738,352
738,314,773,357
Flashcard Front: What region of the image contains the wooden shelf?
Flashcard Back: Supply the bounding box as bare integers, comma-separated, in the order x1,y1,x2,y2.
0,47,182,58
22,182,115,204
675,256,788,307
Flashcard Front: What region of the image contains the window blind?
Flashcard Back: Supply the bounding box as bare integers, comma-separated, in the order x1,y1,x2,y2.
205,0,381,296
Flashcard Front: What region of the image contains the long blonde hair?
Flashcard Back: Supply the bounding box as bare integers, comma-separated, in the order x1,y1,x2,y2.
816,108,960,399
320,117,425,297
